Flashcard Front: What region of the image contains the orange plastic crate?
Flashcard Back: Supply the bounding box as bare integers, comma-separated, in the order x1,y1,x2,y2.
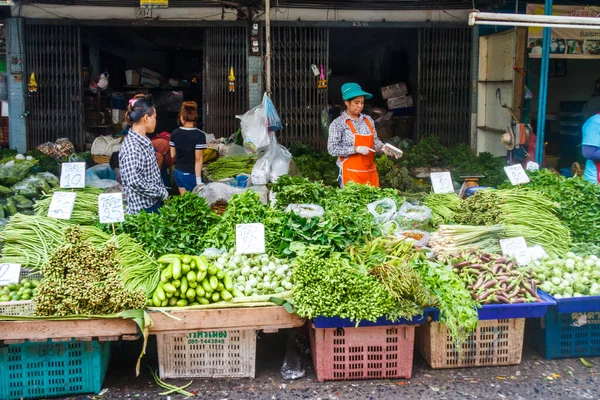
309,323,415,382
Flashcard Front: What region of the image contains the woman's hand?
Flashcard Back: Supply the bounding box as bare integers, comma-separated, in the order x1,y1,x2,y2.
355,146,373,155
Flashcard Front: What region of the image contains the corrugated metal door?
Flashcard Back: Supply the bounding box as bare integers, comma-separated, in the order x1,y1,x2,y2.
416,28,471,146
269,27,329,149
204,26,248,138
24,24,84,151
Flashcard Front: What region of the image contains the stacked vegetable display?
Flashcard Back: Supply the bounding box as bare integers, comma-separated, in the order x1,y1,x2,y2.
150,254,237,307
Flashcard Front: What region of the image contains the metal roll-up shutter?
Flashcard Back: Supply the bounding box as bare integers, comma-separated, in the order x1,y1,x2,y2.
416,27,471,146
204,26,248,138
269,26,329,149
24,24,84,151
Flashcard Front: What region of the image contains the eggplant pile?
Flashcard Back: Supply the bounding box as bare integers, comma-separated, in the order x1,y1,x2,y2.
445,250,542,304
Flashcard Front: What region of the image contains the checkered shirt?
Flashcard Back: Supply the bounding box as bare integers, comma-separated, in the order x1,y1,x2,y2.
119,130,168,214
327,111,384,158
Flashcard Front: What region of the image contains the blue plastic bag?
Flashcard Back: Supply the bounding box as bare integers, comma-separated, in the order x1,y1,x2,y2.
264,94,283,132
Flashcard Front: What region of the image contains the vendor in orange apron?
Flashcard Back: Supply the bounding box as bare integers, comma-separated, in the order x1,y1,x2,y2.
327,82,403,187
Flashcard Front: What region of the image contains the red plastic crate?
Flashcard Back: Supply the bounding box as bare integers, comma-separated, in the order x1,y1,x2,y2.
309,323,415,382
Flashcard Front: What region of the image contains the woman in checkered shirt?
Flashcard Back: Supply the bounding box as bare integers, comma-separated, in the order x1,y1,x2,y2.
119,96,168,214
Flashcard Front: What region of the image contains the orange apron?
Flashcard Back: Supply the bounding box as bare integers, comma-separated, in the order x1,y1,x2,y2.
339,118,379,187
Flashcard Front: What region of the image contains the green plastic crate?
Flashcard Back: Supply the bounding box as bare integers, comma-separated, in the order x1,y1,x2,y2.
0,340,110,400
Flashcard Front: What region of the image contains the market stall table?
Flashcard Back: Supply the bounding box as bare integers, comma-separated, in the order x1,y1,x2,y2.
0,306,305,343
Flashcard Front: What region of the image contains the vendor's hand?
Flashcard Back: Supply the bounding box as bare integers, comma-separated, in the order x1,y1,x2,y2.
382,143,403,159
196,177,204,186
355,146,372,156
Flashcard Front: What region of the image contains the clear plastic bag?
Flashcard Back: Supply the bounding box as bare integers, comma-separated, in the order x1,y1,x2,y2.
236,94,270,154
367,198,397,224
195,182,269,205
395,229,431,247
285,204,325,219
12,175,49,198
280,331,307,380
86,163,116,182
394,202,432,230
0,161,36,186
36,172,59,189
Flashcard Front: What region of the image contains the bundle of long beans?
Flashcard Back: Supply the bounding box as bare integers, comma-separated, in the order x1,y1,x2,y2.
429,224,505,254
423,193,463,226
204,154,257,181
0,214,110,269
34,188,102,225
111,233,160,298
453,189,571,257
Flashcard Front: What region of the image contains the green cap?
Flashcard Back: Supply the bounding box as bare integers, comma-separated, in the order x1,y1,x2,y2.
341,82,373,101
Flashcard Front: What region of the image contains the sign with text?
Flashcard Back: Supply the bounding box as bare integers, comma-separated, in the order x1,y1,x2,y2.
140,0,168,8
0,263,21,285
60,162,86,189
500,237,531,265
235,223,265,255
526,161,540,172
504,164,530,185
98,193,125,224
47,192,76,220
430,172,454,194
527,5,600,59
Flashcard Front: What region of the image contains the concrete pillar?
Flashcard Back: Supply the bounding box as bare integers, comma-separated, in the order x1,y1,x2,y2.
248,55,263,108
6,18,26,153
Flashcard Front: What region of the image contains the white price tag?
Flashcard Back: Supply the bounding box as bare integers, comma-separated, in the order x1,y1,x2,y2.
504,164,530,185
47,192,76,220
526,161,540,172
60,162,86,189
98,193,125,224
500,237,531,265
0,263,21,285
528,245,547,262
430,172,454,194
235,223,265,255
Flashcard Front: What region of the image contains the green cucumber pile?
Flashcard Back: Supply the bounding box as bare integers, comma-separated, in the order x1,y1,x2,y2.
150,253,237,307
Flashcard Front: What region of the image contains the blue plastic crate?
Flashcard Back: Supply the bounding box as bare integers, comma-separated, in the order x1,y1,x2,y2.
552,294,600,314
428,290,555,322
0,340,111,400
526,307,600,359
312,308,437,328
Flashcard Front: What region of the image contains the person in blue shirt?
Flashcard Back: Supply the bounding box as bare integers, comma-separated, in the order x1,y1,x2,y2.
582,113,600,184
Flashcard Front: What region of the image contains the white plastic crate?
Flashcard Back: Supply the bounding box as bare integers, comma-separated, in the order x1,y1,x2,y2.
0,300,34,316
157,329,256,379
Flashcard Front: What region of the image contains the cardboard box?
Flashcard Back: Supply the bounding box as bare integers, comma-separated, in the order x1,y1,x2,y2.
140,67,161,80
381,83,408,100
140,76,160,88
387,95,414,110
125,70,140,86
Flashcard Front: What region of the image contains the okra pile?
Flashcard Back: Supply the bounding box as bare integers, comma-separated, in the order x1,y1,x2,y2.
445,250,541,304
150,254,238,307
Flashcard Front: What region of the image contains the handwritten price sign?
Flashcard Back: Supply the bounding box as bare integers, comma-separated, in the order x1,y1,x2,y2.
0,263,21,285
60,162,86,189
47,192,76,220
500,237,531,265
504,164,530,185
98,193,124,224
235,223,265,255
430,172,454,194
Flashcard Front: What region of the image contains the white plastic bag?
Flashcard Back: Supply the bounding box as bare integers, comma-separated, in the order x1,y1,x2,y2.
367,198,397,224
236,94,270,154
251,154,271,185
269,141,292,183
285,204,325,219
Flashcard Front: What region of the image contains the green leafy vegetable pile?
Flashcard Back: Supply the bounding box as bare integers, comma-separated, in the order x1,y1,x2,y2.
375,155,422,192
112,192,217,257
